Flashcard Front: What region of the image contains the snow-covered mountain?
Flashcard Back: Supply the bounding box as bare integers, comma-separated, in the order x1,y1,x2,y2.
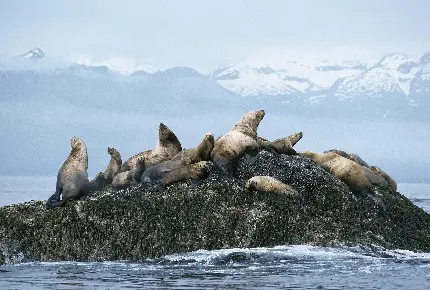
209,53,368,96
1,50,429,120
209,52,430,108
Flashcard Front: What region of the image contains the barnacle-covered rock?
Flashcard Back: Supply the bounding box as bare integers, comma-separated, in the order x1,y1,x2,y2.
1,151,429,265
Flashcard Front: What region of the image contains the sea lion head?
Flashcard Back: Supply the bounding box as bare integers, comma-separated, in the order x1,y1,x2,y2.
71,136,85,150
288,132,303,146
201,132,215,159
204,132,215,144
70,137,87,160
244,177,259,191
136,156,145,168
107,147,121,161
158,123,182,152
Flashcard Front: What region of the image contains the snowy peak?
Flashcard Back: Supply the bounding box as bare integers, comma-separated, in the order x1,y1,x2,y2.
334,66,404,101
21,48,45,60
210,52,430,100
209,53,369,96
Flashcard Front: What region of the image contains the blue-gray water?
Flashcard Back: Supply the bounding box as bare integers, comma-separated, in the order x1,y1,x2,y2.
1,177,430,289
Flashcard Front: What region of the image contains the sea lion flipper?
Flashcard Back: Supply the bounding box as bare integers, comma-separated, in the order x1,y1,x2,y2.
46,192,65,209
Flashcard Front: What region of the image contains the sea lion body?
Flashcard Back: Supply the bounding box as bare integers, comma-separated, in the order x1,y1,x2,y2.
46,137,89,208
103,147,122,184
258,132,303,155
143,132,214,184
245,176,299,199
162,161,211,186
112,157,146,189
302,151,373,195
141,158,191,184
120,123,182,172
211,110,265,172
362,166,389,188
171,132,215,164
325,149,369,167
88,172,108,191
370,166,397,192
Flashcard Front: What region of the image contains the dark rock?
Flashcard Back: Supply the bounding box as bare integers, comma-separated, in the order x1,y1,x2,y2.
1,151,430,265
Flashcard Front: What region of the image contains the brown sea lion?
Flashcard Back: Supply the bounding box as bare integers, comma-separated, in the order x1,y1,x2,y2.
301,151,373,195
370,166,397,192
46,137,89,208
88,172,108,192
112,157,146,189
245,176,300,199
257,132,303,155
362,166,389,188
162,161,211,186
211,110,265,173
141,157,192,184
171,132,215,163
325,149,369,167
103,147,122,184
142,132,215,184
120,123,182,172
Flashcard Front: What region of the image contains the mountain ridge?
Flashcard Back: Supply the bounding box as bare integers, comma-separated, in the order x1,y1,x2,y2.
1,50,429,120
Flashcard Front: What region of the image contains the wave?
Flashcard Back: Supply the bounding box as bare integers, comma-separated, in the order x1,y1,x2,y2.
11,244,430,269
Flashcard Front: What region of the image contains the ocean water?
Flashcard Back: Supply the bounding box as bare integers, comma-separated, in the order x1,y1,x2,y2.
1,177,430,289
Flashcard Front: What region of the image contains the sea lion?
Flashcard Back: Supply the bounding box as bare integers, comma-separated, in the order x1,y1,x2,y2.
370,166,397,192
301,151,373,195
325,149,369,167
245,176,300,199
162,161,211,186
88,172,108,191
271,132,302,154
257,132,303,155
112,157,146,189
171,132,215,163
211,110,265,173
362,166,389,188
141,157,192,184
46,137,89,208
103,147,122,184
120,123,182,172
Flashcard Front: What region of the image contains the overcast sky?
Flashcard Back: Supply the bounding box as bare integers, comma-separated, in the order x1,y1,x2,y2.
1,0,429,72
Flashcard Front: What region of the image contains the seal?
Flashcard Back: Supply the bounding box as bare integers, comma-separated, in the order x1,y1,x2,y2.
245,176,300,199
369,166,397,192
211,110,265,173
171,132,215,163
325,149,369,167
46,137,89,208
112,157,145,189
103,147,122,184
162,161,211,186
120,123,182,172
301,151,373,195
257,132,303,155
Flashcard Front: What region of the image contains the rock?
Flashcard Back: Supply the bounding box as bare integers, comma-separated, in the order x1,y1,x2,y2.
1,150,430,265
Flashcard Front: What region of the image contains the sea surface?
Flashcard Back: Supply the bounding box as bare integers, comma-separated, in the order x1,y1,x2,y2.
1,177,430,289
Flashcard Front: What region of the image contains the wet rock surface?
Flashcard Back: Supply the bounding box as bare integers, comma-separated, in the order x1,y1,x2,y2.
1,151,430,264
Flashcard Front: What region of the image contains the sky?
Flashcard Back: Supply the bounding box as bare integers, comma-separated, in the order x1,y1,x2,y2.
1,0,430,73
